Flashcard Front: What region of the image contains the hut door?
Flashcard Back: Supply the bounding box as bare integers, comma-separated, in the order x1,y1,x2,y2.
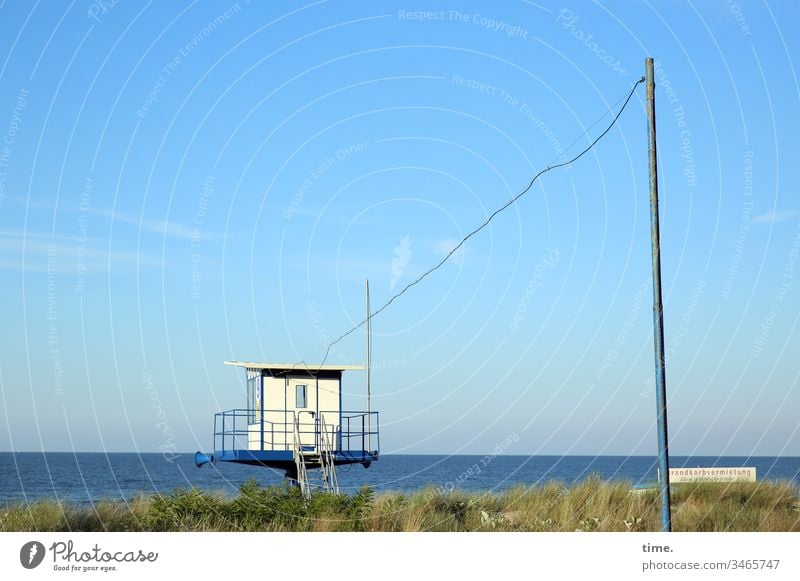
287,378,317,451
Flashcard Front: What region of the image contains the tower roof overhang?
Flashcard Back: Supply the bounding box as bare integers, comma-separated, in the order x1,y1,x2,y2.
224,361,365,373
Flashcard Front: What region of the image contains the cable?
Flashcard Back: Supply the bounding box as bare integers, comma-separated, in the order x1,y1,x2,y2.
297,75,646,373
554,87,639,166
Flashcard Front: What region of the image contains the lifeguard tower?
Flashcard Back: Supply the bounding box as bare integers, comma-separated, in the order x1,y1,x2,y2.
195,361,379,495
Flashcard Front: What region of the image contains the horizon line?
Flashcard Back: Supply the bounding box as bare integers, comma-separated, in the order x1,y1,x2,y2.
2,451,798,458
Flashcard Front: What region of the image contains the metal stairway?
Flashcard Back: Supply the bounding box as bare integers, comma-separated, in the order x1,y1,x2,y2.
292,414,339,497
318,415,339,494
292,417,310,497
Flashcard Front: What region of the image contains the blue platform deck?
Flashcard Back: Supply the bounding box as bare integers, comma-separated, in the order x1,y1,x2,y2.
208,449,379,466
196,408,379,471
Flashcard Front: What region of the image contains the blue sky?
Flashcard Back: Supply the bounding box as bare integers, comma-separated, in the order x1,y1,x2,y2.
0,0,798,457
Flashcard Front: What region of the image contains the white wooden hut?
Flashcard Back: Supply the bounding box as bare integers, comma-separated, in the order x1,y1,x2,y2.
196,361,379,494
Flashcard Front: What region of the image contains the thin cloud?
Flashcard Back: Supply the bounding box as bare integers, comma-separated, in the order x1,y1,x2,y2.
4,195,60,210
6,199,209,242
0,230,162,273
434,238,465,266
143,218,199,241
93,209,202,242
751,210,800,224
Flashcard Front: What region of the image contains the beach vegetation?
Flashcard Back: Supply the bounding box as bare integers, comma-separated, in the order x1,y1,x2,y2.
2,475,798,532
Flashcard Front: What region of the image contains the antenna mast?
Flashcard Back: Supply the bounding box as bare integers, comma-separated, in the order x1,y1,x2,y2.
366,279,372,451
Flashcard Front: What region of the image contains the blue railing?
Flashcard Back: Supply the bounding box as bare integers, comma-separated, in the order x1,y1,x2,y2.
213,409,379,457
341,411,380,455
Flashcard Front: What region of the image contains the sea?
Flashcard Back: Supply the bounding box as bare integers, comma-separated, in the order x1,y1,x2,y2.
2,453,799,507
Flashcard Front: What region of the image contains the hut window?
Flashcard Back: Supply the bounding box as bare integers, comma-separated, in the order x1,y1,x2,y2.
247,376,260,423
295,384,307,408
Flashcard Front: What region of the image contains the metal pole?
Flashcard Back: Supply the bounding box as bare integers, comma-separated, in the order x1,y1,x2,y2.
646,57,672,532
366,279,372,452
260,380,264,451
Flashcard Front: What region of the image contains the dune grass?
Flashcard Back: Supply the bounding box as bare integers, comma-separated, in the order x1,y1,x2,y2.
2,475,798,532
